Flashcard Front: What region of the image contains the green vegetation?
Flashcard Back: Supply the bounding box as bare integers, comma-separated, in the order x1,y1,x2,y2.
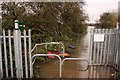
2,2,87,44
1,2,88,64
96,12,117,29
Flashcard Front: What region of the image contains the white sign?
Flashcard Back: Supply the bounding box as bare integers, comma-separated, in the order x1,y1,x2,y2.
94,34,105,42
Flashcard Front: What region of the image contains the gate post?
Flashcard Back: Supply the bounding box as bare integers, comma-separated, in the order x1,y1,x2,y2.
14,20,22,78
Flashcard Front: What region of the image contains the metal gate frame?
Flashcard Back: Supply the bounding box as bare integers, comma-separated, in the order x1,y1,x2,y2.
31,54,89,78
30,42,65,78
30,43,89,78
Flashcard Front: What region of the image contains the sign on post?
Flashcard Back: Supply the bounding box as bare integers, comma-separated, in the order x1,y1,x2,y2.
94,34,105,42
15,20,25,31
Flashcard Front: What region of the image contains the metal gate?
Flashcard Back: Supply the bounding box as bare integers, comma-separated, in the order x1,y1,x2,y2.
1,21,120,78
89,28,120,77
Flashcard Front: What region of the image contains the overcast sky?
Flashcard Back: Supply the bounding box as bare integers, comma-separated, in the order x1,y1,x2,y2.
85,0,119,22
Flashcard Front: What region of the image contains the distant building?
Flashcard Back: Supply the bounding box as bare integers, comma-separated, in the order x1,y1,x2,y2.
86,21,100,26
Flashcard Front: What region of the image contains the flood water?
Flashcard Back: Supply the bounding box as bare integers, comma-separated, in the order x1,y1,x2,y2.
33,26,116,78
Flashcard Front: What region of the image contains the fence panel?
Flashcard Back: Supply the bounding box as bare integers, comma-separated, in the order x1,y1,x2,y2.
0,29,31,79
89,29,120,65
89,28,120,77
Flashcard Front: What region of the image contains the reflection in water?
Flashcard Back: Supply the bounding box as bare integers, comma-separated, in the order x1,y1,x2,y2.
33,26,117,78
88,65,117,78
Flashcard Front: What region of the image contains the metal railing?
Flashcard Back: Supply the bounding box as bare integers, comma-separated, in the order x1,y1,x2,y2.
31,54,89,78
31,54,62,78
62,58,89,71
31,42,65,56
30,42,65,78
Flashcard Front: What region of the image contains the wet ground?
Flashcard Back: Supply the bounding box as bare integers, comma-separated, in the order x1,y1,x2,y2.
33,26,117,78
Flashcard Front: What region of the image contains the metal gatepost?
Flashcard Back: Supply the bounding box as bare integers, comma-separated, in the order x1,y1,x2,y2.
14,20,23,78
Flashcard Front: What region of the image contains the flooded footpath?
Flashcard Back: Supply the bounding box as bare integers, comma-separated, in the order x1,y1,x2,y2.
33,26,117,78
